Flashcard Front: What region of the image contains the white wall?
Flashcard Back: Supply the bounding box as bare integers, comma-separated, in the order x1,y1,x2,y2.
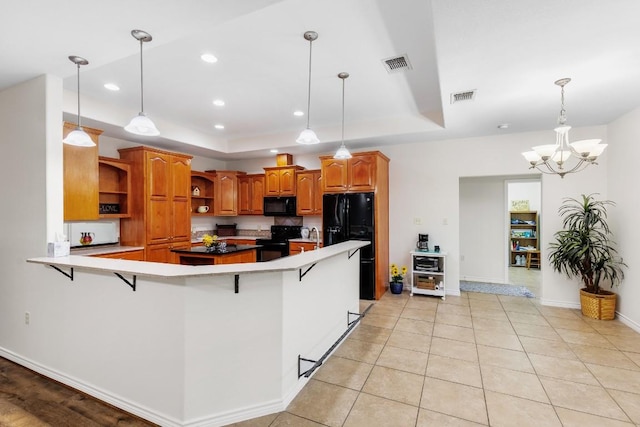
606,107,640,329
459,176,506,283
508,180,541,212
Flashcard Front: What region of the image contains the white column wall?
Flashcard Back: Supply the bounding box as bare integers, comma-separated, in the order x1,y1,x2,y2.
607,107,640,329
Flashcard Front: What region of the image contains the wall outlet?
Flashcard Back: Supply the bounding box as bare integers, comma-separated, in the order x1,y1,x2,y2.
24,311,30,325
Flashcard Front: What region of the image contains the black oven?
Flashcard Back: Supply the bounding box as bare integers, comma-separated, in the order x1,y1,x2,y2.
256,225,302,262
263,197,297,216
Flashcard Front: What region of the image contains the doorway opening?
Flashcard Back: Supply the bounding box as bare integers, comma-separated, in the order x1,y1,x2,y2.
459,175,541,298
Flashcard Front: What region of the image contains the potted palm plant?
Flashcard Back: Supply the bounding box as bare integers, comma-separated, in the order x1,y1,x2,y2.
548,194,626,320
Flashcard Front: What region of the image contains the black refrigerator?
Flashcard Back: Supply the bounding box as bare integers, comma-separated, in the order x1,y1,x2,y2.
323,192,375,299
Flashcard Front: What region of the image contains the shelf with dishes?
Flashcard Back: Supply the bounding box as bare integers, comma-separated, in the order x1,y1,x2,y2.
98,157,131,218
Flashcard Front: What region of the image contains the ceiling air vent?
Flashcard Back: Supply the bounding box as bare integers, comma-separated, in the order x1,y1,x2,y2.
382,54,413,74
450,90,477,104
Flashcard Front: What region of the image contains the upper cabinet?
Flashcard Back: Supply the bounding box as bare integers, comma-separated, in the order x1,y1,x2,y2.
238,174,265,215
208,170,244,216
264,166,304,196
63,122,102,221
296,169,322,215
320,152,388,193
190,171,216,216
98,156,131,218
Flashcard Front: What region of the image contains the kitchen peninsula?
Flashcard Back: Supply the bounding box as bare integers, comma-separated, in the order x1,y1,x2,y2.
25,241,367,426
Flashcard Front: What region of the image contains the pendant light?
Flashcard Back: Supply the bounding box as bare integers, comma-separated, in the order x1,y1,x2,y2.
63,56,95,147
296,31,320,145
125,29,159,136
334,72,352,159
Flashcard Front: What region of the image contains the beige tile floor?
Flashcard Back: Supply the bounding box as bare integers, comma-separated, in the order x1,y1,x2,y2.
508,266,541,297
231,289,640,427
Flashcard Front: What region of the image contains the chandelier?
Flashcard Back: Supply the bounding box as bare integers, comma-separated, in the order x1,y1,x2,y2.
522,78,607,178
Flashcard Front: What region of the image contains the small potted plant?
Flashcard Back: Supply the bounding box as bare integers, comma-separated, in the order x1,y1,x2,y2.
202,234,219,251
389,263,408,294
548,194,627,320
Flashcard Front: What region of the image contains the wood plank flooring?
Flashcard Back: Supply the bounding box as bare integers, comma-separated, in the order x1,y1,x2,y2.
0,357,156,426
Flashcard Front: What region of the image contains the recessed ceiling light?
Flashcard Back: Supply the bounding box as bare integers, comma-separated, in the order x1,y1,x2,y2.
104,83,120,91
213,99,225,107
201,53,218,63
214,124,225,130
293,110,304,117
497,123,509,129
270,149,279,153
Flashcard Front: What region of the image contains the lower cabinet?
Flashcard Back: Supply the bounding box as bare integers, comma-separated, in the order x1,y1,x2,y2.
146,241,191,264
92,250,144,261
289,241,322,255
177,249,257,265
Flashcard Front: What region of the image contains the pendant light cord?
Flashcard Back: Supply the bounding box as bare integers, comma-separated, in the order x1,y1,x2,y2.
139,39,145,114
76,62,82,127
306,39,313,129
341,76,345,143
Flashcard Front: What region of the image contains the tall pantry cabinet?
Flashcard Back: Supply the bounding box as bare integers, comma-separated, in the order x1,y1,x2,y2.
119,146,193,263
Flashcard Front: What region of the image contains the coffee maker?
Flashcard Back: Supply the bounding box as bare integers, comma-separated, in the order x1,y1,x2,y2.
416,234,429,251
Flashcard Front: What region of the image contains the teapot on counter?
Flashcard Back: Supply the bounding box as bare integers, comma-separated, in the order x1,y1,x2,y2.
80,232,95,245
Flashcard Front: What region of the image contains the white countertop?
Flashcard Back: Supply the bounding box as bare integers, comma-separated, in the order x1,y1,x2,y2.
28,240,369,279
70,245,144,256
289,238,323,244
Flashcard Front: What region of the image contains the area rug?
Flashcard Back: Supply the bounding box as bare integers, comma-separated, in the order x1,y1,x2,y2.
460,281,535,298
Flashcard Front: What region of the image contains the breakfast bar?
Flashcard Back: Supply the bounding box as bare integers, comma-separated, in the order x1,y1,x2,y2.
24,241,368,426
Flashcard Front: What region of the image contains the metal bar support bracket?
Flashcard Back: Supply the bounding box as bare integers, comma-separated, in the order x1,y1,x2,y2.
234,274,239,293
49,265,73,281
114,272,137,291
299,263,317,281
348,248,361,259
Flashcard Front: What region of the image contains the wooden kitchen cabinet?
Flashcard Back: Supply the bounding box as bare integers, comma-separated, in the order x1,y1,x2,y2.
118,146,193,263
320,152,386,193
238,174,265,215
92,249,144,261
63,122,102,221
208,170,244,216
98,157,131,218
263,166,304,196
296,169,322,215
289,241,322,255
190,171,216,216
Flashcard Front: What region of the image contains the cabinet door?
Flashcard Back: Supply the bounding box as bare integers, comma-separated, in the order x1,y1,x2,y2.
250,175,265,214
238,176,251,215
279,168,296,195
146,242,172,263
145,152,172,244
321,158,348,193
296,172,315,215
215,171,238,216
171,155,192,241
63,122,101,221
314,171,323,214
349,154,376,191
264,170,280,196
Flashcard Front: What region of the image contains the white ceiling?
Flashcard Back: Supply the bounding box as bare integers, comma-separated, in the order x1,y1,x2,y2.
3,0,640,160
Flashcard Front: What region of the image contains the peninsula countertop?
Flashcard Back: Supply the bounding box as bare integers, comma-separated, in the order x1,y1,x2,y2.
28,240,369,279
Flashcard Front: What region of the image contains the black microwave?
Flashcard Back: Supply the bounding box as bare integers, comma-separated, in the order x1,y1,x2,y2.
263,196,297,216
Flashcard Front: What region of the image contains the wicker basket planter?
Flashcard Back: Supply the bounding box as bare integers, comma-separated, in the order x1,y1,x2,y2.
580,288,617,320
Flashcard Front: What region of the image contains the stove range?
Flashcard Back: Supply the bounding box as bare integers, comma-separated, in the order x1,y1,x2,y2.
256,225,302,261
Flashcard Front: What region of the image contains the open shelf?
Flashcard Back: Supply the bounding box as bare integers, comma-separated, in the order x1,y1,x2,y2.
98,157,131,218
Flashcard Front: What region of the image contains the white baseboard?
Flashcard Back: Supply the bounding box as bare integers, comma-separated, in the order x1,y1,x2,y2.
539,298,581,309
0,347,180,427
460,275,506,284
615,312,640,334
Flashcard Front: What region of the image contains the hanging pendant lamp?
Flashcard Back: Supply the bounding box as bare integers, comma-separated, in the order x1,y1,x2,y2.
334,72,352,159
296,31,320,145
125,29,159,136
63,56,95,147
